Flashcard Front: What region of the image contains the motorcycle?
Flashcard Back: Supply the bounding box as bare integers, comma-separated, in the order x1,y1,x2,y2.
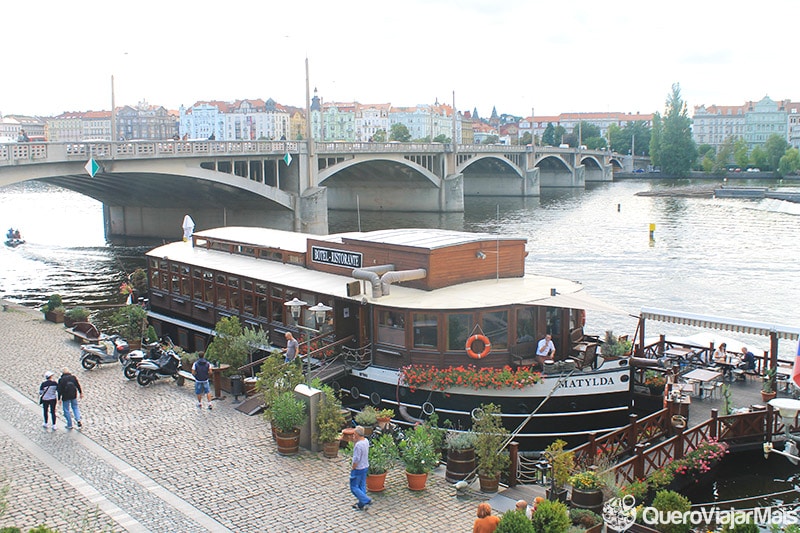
122,337,171,380
136,346,183,386
80,335,131,370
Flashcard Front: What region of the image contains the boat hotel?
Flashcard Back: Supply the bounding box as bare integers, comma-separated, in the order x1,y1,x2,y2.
145,226,637,450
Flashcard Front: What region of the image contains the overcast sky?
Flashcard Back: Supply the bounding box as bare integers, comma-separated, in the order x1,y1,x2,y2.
4,0,796,119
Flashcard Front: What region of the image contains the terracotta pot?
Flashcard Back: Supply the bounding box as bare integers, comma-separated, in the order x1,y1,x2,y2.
367,472,388,492
322,440,340,459
275,428,300,455
762,391,777,403
405,471,428,491
478,473,500,493
44,310,64,323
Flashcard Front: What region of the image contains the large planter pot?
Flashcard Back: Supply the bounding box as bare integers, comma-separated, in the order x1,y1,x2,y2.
547,487,569,503
571,488,604,514
44,310,64,323
478,473,500,493
322,440,340,459
446,447,476,483
762,391,777,403
275,428,301,456
405,471,429,491
367,472,388,492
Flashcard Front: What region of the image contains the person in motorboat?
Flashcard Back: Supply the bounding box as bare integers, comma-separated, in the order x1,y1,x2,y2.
535,334,556,367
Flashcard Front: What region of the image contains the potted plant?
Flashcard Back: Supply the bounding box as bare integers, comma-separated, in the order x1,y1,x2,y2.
316,385,346,458
376,408,394,427
355,405,378,436
367,432,399,492
257,349,304,431
570,508,603,533
473,402,510,493
570,469,606,514
63,306,90,327
544,438,574,502
531,499,571,533
445,429,477,483
643,370,667,396
761,367,777,402
399,424,439,490
601,330,632,358
41,294,65,323
651,490,691,533
129,267,148,299
108,304,148,348
272,391,307,456
204,316,249,377
496,507,536,532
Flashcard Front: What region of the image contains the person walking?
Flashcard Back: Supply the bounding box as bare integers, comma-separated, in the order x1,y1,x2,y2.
39,371,59,430
192,352,213,410
473,502,500,533
350,425,372,511
57,368,83,429
283,332,299,363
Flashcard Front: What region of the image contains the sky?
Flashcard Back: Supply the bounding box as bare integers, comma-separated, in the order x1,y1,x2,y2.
3,0,797,120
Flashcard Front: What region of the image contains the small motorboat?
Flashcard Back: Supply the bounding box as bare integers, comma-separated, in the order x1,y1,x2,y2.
4,238,25,247
5,228,24,247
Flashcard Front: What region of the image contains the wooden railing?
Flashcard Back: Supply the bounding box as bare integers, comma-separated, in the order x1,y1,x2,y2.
508,404,786,487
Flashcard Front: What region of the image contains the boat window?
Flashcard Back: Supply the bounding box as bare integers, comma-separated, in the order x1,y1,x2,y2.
516,307,536,343
243,292,254,315
446,314,471,351
377,310,406,347
412,313,438,350
193,269,203,300
229,289,240,312
203,271,214,303
256,294,268,318
150,268,160,290
243,280,253,292
216,273,228,308
482,310,508,350
180,275,191,297
228,276,239,288
255,282,267,295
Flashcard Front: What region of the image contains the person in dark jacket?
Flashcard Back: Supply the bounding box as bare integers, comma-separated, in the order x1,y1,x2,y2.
39,371,59,430
192,352,213,410
57,368,83,429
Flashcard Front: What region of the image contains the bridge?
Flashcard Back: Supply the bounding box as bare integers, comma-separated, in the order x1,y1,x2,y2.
0,140,626,238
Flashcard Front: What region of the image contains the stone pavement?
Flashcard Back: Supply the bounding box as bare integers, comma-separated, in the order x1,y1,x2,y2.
0,301,486,532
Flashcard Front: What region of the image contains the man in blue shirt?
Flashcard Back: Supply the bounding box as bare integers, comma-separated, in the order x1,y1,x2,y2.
738,347,756,371
192,352,213,410
350,426,372,511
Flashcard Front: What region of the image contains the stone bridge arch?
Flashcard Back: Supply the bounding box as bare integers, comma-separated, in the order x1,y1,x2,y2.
316,154,457,211
454,153,535,196
535,154,583,188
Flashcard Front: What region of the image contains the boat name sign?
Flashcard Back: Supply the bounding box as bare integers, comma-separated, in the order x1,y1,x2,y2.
555,376,615,390
311,246,363,268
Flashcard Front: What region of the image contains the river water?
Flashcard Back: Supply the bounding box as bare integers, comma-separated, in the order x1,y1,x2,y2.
2,179,799,355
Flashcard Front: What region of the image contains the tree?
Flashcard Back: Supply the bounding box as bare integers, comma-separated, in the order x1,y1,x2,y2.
750,146,767,169
657,83,696,177
542,123,555,146
778,147,800,176
764,133,789,171
205,316,248,375
432,133,450,143
520,131,532,145
372,129,386,142
626,120,652,156
553,125,566,146
733,138,749,168
649,112,662,168
701,154,714,173
482,135,499,144
389,123,410,142
714,137,734,174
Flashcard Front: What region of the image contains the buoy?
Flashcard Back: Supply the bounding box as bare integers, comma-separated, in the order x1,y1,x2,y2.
649,223,656,240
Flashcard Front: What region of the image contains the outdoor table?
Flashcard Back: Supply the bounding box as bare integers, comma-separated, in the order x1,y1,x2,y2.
682,368,722,398
712,357,741,381
211,364,231,399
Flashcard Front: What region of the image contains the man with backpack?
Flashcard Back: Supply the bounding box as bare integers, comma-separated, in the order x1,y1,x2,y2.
192,352,213,410
57,368,83,429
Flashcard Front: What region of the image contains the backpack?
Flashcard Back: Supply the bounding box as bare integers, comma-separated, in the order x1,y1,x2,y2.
62,379,77,398
193,359,210,381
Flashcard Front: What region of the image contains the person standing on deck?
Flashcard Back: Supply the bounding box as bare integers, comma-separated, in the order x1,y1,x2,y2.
536,334,556,367
283,332,299,363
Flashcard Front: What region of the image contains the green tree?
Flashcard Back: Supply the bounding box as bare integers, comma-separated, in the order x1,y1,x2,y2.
542,123,556,146
482,135,499,144
205,316,248,375
657,83,696,177
701,154,714,173
389,123,411,142
553,125,566,145
714,137,734,174
649,112,662,168
697,144,714,160
573,121,601,145
372,129,386,142
750,146,767,169
778,147,800,176
627,120,652,156
764,133,789,171
432,134,450,143
520,131,532,145
733,138,749,168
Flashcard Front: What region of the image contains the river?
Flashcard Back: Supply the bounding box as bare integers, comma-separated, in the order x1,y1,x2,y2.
1,179,799,355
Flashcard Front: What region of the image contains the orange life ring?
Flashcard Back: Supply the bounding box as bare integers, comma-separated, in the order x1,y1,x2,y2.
466,334,491,359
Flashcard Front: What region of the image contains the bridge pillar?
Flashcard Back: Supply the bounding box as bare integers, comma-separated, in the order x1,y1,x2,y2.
524,167,540,196
296,186,329,235
440,173,464,212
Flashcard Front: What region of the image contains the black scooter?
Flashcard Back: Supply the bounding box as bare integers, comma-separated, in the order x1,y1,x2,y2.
135,347,182,387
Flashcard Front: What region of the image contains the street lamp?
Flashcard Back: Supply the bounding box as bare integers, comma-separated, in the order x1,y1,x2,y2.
763,398,800,464
284,297,307,327
308,302,332,331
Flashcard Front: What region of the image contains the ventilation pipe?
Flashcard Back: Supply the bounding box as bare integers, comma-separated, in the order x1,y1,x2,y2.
381,269,427,296
352,264,394,298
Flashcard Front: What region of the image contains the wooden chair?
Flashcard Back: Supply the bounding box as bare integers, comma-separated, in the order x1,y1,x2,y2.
510,342,538,368
572,343,598,370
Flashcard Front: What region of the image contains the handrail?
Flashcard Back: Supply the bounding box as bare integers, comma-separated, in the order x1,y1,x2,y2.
237,334,353,373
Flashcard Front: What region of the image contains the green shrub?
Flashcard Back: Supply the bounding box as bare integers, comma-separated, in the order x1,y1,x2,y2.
569,508,602,528
369,433,399,475
271,391,306,433
445,430,477,450
728,514,758,533
531,499,570,533
651,490,691,533
64,306,90,322
474,403,510,477
316,385,345,443
497,509,535,533
41,294,63,313
354,405,377,426
108,304,148,341
399,424,439,474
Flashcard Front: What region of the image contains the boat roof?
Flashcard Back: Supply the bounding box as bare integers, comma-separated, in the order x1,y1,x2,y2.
192,226,521,251
148,228,626,314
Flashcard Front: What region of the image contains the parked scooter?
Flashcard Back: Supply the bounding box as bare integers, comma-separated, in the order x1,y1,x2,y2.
122,337,172,380
136,346,183,386
80,335,130,370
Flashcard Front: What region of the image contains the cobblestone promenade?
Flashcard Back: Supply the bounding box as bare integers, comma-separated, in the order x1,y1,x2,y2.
0,302,482,532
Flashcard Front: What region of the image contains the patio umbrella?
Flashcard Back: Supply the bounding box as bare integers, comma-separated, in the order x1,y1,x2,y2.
182,215,195,242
